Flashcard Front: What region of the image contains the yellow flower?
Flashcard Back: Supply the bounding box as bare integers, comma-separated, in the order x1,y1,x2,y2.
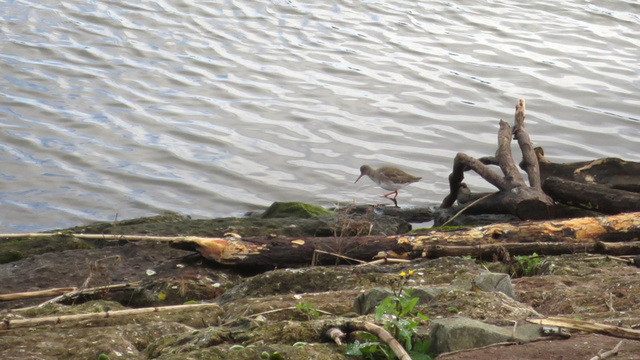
408,270,414,276
400,271,406,277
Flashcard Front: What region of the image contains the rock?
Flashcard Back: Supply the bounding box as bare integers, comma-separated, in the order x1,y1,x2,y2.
353,286,449,315
353,287,394,315
429,317,544,355
410,286,448,302
262,202,333,219
473,272,515,299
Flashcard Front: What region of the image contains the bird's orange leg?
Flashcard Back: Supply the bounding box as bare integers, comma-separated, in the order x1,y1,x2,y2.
382,191,400,207
382,190,398,199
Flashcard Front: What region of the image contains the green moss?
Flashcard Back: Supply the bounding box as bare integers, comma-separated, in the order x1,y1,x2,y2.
261,202,332,219
0,250,24,264
0,235,93,263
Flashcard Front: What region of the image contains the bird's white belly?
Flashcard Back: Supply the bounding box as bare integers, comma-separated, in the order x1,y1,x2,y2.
379,180,404,191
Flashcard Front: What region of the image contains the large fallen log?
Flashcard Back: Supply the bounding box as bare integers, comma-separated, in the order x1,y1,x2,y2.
5,213,637,268
177,212,640,267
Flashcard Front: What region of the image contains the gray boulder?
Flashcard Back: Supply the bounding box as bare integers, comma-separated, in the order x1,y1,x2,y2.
473,272,515,298
430,317,544,355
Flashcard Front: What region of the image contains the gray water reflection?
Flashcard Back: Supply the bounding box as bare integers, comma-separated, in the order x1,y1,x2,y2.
0,0,639,232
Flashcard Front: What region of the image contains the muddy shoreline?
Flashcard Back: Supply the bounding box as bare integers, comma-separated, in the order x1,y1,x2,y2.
2,207,640,359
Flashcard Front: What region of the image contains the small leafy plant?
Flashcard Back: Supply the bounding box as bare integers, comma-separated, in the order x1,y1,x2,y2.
296,301,320,320
261,351,284,360
513,252,542,277
346,270,432,359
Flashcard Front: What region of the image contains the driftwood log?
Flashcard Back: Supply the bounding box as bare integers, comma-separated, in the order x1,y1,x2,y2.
543,177,640,214
6,212,637,269
440,99,555,220
535,147,640,193
175,212,640,267
439,100,640,218
534,149,640,213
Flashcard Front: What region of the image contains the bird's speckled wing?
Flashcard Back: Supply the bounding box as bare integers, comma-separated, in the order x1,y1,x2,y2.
378,166,421,184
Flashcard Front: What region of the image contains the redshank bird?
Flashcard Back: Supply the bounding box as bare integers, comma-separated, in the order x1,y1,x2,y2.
355,165,421,207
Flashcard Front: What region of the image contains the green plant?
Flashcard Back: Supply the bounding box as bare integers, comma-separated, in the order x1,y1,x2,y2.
346,271,432,359
346,339,389,359
296,301,320,320
514,253,542,277
261,351,284,360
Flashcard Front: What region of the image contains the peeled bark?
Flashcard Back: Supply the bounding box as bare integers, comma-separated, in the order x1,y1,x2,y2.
181,212,640,267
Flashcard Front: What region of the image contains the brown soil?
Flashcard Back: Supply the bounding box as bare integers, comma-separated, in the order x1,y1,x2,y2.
437,334,640,360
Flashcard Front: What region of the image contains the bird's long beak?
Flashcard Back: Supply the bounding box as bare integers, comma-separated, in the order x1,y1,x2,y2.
354,174,364,184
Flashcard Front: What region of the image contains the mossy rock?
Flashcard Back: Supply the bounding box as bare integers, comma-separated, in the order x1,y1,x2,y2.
261,202,332,219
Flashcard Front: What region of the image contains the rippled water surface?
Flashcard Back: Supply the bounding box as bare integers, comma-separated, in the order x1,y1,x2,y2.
1,0,639,232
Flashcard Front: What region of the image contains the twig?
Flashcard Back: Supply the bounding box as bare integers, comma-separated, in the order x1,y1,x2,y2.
358,258,411,267
349,321,412,360
605,255,634,264
1,303,220,330
527,317,640,340
37,282,140,308
221,306,334,326
440,193,493,227
38,256,123,308
589,340,623,360
0,232,198,242
605,292,616,313
252,306,333,318
313,249,367,265
0,287,77,301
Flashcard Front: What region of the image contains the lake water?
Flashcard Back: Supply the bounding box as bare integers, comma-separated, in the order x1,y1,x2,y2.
1,0,639,232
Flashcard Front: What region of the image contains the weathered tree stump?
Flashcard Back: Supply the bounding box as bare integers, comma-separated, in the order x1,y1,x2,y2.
440,99,555,220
